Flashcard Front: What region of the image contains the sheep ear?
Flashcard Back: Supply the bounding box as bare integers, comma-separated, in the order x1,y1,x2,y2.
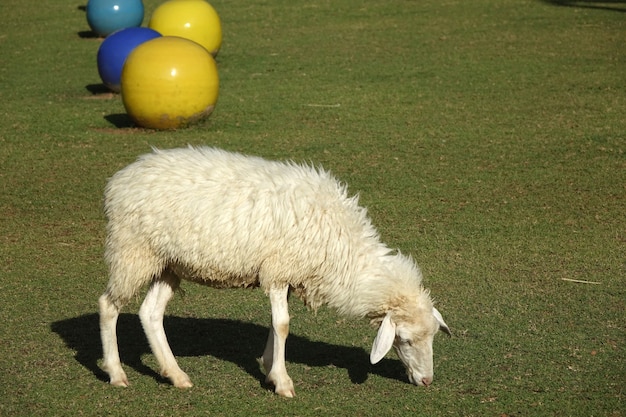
370,313,396,364
433,307,451,336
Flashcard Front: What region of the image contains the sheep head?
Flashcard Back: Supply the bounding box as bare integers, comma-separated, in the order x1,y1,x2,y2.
370,305,450,386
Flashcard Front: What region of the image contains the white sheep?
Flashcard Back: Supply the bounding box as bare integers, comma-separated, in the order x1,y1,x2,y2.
99,146,450,397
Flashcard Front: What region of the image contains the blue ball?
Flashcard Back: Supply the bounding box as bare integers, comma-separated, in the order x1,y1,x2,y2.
97,27,161,92
86,0,145,37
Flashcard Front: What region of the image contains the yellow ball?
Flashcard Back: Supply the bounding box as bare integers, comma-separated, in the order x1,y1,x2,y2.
121,36,219,130
148,0,222,56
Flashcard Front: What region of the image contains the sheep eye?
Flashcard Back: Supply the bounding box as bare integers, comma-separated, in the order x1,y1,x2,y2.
398,337,412,346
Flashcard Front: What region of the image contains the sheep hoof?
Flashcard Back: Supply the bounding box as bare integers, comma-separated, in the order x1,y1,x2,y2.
171,375,193,388
174,380,194,389
110,377,129,387
267,375,295,398
162,368,193,388
276,387,296,398
107,367,129,387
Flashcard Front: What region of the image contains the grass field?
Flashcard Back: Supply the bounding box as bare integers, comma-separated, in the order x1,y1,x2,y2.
0,0,624,415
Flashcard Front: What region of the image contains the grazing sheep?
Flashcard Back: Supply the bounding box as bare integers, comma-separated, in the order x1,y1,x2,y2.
99,146,450,397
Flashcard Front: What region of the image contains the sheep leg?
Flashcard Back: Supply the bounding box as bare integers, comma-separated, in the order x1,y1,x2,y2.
99,294,129,387
262,285,295,397
138,272,193,388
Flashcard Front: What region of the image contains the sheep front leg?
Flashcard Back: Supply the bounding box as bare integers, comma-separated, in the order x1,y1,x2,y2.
261,285,295,397
138,273,192,388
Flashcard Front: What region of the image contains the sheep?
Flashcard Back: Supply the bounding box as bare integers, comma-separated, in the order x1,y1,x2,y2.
98,146,450,397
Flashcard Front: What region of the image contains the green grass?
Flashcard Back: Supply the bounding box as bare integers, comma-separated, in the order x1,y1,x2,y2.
0,0,624,415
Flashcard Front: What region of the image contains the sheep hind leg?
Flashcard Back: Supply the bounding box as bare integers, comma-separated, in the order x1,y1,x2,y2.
138,271,193,388
262,285,295,397
99,294,129,387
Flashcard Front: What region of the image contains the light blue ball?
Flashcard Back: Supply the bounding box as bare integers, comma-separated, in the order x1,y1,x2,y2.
86,0,144,37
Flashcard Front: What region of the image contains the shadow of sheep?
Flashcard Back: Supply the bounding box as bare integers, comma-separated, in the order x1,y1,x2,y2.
51,314,406,388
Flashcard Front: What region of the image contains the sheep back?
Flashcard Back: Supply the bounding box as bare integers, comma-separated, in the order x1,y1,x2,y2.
104,146,391,312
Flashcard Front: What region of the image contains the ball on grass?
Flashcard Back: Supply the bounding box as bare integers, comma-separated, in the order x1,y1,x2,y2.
86,0,145,37
97,27,161,93
148,0,222,56
121,36,219,130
